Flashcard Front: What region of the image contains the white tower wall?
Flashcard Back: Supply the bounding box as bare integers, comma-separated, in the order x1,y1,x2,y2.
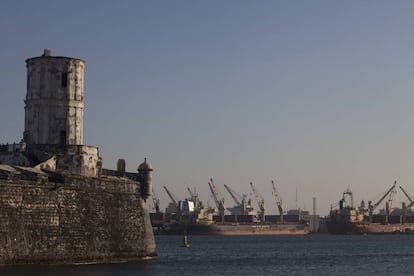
24,50,85,145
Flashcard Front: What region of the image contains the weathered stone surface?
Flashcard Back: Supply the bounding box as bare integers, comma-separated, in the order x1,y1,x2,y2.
27,144,100,177
25,55,84,145
0,165,19,180
0,174,156,265
0,50,156,265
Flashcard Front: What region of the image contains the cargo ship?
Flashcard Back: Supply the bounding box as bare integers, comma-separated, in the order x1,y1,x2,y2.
154,221,308,235
152,210,314,235
151,179,318,235
327,183,414,234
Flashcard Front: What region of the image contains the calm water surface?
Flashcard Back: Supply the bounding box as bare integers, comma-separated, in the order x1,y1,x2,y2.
2,234,414,275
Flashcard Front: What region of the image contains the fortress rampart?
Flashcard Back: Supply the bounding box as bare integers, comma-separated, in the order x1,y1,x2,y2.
0,165,156,265
0,49,157,265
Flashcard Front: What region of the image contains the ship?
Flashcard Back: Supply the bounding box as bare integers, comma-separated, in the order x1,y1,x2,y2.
155,221,308,235
327,182,414,234
151,179,317,235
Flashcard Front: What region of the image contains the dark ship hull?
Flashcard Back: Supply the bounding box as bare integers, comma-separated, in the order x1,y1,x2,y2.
327,220,414,234
155,222,308,235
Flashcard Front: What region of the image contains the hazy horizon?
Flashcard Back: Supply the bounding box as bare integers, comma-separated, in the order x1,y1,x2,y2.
2,1,414,215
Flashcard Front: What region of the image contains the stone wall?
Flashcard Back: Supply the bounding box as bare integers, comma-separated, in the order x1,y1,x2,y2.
0,152,31,167
0,169,156,265
27,144,101,177
25,54,85,145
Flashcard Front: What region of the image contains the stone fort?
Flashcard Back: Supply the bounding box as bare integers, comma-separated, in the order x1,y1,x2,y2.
0,49,156,264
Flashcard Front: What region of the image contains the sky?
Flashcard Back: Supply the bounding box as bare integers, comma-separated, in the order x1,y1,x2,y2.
2,1,414,215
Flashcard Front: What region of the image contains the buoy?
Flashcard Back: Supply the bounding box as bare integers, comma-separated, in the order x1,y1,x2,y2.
180,230,189,247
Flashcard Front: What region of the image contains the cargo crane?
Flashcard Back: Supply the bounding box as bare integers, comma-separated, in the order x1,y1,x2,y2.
208,178,225,223
163,186,179,214
386,184,397,221
271,180,283,223
187,187,195,198
399,186,414,208
187,186,204,216
224,184,251,216
399,185,414,223
367,181,397,223
224,184,241,206
250,182,265,223
151,188,160,213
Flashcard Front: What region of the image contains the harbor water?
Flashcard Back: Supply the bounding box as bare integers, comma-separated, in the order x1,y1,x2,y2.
2,234,414,275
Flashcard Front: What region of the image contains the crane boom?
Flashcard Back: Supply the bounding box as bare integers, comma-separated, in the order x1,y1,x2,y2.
187,187,195,198
271,180,283,223
208,178,225,222
368,181,397,222
224,184,241,206
250,182,265,222
399,186,414,207
151,188,160,213
371,181,397,210
163,186,178,207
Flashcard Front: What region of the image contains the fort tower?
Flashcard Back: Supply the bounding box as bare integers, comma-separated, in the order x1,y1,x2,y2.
24,49,85,145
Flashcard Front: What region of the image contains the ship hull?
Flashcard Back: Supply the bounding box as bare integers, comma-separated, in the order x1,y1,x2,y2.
155,223,308,235
327,221,414,234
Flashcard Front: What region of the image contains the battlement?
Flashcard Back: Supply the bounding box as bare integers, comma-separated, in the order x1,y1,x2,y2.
0,142,26,153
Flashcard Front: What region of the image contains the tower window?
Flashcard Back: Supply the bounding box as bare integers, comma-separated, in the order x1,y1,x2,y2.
61,73,68,88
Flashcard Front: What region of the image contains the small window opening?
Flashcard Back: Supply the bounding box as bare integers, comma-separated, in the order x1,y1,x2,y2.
60,131,66,144
61,73,68,88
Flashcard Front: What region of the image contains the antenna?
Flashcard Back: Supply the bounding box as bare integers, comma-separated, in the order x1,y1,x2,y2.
295,188,298,209
313,197,316,233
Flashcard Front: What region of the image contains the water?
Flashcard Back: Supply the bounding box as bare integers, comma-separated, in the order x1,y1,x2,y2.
2,234,414,275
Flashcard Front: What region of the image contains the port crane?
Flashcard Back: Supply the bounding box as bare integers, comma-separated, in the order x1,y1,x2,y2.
386,184,397,216
367,181,397,223
271,180,283,223
187,186,204,215
399,186,414,208
398,185,414,223
163,185,179,213
224,184,250,216
187,187,196,198
224,184,241,206
250,182,265,223
151,188,160,213
208,178,225,222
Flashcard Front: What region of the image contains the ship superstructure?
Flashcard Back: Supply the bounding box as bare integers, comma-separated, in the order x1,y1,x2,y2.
327,182,414,234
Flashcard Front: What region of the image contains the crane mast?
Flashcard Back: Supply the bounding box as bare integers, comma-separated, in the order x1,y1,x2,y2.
385,185,397,222
224,184,250,216
208,178,225,222
187,187,195,198
367,181,397,223
152,188,160,213
224,184,241,206
271,180,283,223
250,182,265,223
399,185,414,223
163,186,178,208
399,186,414,207
187,186,203,213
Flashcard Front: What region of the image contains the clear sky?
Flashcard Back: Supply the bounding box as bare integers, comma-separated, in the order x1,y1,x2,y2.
1,0,414,215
